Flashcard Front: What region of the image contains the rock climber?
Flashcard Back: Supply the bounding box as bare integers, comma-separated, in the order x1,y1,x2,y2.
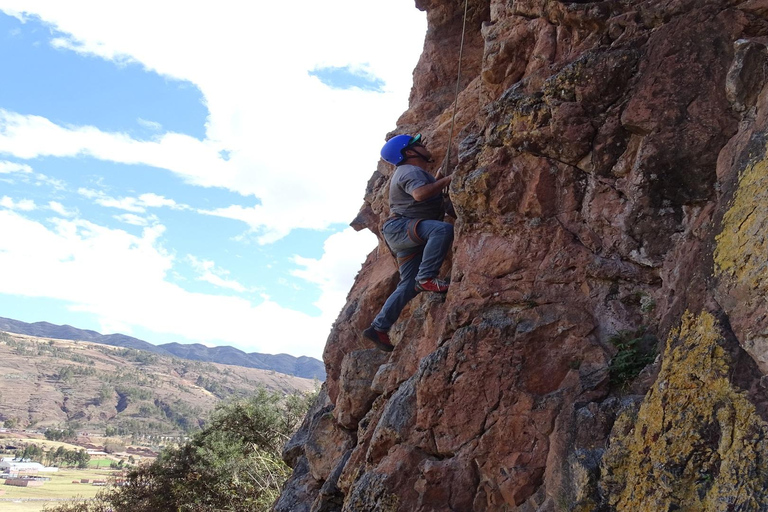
363,133,454,352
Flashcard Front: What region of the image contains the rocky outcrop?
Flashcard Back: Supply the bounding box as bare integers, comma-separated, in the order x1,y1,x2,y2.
277,1,768,510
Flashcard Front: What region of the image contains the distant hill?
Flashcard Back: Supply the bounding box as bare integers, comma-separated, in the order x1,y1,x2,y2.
0,317,325,380
0,331,317,433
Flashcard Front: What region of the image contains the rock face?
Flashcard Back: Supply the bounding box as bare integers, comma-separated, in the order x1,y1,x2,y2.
276,1,768,510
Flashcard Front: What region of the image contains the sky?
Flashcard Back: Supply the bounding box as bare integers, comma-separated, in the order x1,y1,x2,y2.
0,1,427,360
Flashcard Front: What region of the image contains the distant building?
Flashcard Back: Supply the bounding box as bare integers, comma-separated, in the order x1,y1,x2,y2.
5,478,44,487
0,458,58,474
0,459,43,473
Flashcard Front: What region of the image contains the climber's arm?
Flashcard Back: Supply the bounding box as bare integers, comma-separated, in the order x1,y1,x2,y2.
411,175,452,202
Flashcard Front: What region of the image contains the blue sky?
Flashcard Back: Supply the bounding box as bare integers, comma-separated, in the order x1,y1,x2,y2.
0,2,426,359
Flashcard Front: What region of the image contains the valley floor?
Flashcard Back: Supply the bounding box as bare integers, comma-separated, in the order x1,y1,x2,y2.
0,467,116,512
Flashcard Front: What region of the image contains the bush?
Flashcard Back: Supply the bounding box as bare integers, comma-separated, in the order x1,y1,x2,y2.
45,387,318,512
44,427,76,441
608,326,657,388
104,439,126,454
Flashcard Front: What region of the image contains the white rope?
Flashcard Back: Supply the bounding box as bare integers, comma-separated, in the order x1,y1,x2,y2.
443,0,471,176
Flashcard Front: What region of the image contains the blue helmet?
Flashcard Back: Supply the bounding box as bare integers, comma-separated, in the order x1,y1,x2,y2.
380,133,423,165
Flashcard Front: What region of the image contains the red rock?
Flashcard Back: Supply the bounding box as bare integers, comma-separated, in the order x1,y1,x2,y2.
275,1,768,510
334,349,390,429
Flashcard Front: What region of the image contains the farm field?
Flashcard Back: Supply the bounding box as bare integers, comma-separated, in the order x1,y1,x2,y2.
0,467,117,512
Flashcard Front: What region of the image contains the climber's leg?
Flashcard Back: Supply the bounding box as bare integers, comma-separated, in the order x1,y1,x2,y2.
414,220,453,282
371,248,423,332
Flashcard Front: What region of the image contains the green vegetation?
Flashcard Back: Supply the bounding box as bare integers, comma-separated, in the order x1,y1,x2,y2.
113,348,159,365
114,385,154,401
57,365,96,382
153,398,203,432
96,385,114,405
195,375,233,399
44,388,317,512
99,367,157,387
0,332,318,441
45,426,77,442
102,439,126,454
3,336,95,365
608,326,657,388
10,442,91,469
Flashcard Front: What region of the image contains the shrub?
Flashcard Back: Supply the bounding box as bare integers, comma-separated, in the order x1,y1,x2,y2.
608,326,657,389
45,387,318,512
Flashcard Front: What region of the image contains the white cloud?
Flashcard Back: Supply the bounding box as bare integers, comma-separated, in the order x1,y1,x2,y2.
34,173,67,190
96,197,146,213
0,160,32,173
139,193,182,209
0,196,36,211
0,110,229,187
137,118,162,131
187,255,247,293
48,201,77,217
0,1,426,244
0,1,425,358
0,209,338,358
113,213,150,226
77,188,100,199
0,160,67,190
78,188,188,213
292,227,377,322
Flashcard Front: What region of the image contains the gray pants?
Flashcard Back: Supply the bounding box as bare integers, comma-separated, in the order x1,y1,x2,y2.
372,217,454,331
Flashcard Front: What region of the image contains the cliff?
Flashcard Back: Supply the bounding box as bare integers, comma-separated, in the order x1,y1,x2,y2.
275,0,768,510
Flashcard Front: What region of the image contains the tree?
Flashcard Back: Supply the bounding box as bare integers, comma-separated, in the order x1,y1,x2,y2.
45,428,63,441
45,387,317,512
76,450,90,469
64,426,77,439
137,405,154,418
104,439,126,454
53,446,66,464
45,427,77,442
58,366,75,382
96,385,114,406
17,444,43,462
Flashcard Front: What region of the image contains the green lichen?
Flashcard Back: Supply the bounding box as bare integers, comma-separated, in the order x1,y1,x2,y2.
601,312,768,511
714,141,768,295
342,472,400,512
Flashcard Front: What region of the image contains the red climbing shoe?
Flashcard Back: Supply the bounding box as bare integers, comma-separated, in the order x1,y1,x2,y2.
363,326,395,352
415,277,449,293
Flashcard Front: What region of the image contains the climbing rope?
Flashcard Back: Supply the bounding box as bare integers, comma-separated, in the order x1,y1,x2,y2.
442,0,471,177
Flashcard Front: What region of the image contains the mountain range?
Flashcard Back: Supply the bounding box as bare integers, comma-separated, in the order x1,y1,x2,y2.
0,316,325,380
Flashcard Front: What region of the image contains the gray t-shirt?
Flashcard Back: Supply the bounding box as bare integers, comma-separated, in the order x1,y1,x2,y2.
389,164,444,220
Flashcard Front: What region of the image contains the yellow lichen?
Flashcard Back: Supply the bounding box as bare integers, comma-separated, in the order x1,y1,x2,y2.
714,141,768,295
601,312,768,511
